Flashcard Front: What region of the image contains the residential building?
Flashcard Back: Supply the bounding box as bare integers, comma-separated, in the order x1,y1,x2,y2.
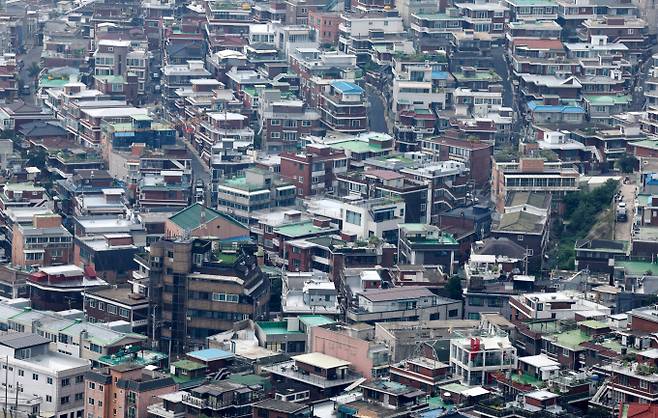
263,353,361,400
491,211,548,272
27,265,108,311
280,145,348,197
0,333,90,418
143,239,269,356
491,158,580,212
347,287,462,323
216,168,296,225
398,224,459,275
450,335,517,385
421,136,493,188
84,364,176,418
318,81,368,133
182,381,262,417
251,399,313,418
164,203,248,240
11,212,72,268
84,285,149,334
509,291,611,321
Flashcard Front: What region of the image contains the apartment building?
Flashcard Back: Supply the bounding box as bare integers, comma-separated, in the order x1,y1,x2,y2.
491,158,580,212
0,333,90,418
450,335,517,385
348,287,462,323
421,136,493,187
259,91,323,154
509,291,611,321
217,168,296,225
193,111,254,162
12,212,72,268
318,81,368,133
85,364,176,418
27,265,107,311
78,106,149,148
144,239,269,356
338,9,406,64
398,224,459,275
278,145,346,197
93,39,149,101
136,171,192,210
85,285,149,334
161,60,211,116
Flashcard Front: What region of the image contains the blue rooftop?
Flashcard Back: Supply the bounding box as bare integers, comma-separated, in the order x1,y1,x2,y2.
431,71,450,80
187,348,234,362
331,80,364,95
527,101,585,114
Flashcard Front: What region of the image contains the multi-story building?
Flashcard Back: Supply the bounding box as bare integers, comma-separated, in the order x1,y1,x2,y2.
455,2,510,40
338,9,406,64
85,285,149,334
450,335,517,385
509,291,611,321
84,364,176,418
398,224,459,275
491,158,580,212
347,287,462,323
217,168,296,225
11,212,72,268
0,333,90,418
280,145,348,197
318,80,368,133
193,111,254,162
93,39,149,102
421,136,493,187
251,399,313,418
78,106,149,148
143,239,269,356
161,61,211,117
259,90,324,153
136,170,192,210
27,265,108,311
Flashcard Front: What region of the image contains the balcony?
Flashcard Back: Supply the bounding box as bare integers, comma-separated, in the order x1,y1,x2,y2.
263,361,361,389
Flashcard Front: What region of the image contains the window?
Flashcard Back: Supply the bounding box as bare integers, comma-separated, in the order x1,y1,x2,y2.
270,119,281,126
47,377,53,384
76,375,84,384
640,380,648,389
46,395,52,402
61,378,70,386
89,300,96,308
97,302,105,311
61,396,70,405
271,132,280,139
302,120,311,127
88,398,95,406
119,308,129,318
107,305,117,315
75,393,83,401
562,348,569,357
88,382,95,390
345,210,362,226
18,370,23,377
517,235,524,241
32,373,38,380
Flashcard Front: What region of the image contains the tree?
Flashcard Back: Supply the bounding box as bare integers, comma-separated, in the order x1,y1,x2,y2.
445,276,463,301
27,63,40,78
617,155,638,173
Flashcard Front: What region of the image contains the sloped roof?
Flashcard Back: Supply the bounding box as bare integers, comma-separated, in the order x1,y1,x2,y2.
495,211,546,234
168,203,245,231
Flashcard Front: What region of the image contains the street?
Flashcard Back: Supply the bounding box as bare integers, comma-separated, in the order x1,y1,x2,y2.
18,45,43,103
365,84,389,133
613,179,637,242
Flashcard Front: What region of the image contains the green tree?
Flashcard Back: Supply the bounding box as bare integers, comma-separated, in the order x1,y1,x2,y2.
27,63,40,78
617,155,638,173
445,276,463,300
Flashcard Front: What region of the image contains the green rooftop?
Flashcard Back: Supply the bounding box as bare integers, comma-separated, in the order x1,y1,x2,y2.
98,348,167,367
452,70,502,82
169,203,246,231
630,139,658,151
216,250,238,265
511,373,543,386
94,75,125,84
329,140,383,154
39,76,70,88
616,260,658,276
273,220,334,239
551,329,591,350
256,321,304,335
579,320,609,330
299,315,336,328
584,95,632,106
172,359,206,371
441,383,469,394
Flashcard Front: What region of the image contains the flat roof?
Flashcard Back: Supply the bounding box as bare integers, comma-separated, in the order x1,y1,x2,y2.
187,348,234,362
292,352,351,369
